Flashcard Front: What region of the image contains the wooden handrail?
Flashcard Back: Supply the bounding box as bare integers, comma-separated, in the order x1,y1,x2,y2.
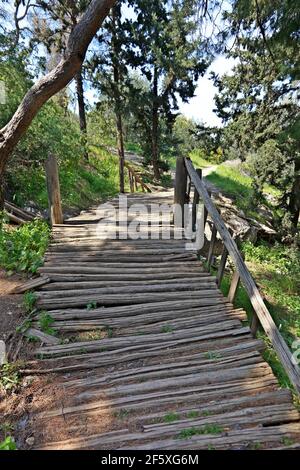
181,156,300,394
124,161,151,193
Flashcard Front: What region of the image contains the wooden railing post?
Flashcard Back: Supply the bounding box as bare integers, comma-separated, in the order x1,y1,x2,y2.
207,223,217,269
174,156,187,228
184,157,300,393
192,169,202,232
216,245,229,288
45,154,63,226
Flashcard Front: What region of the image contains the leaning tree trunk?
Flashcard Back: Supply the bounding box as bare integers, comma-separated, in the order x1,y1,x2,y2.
112,4,125,193
289,160,300,230
151,65,160,181
75,68,88,160
116,111,125,193
0,0,116,208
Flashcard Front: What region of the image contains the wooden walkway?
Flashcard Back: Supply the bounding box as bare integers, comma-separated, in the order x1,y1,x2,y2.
27,191,300,450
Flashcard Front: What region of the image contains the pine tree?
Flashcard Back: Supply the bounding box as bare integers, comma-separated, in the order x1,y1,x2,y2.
127,0,210,179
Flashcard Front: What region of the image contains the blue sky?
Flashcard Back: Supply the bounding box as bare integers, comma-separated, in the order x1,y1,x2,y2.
178,55,236,127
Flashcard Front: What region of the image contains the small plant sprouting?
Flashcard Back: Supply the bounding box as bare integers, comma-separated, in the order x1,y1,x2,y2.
16,317,32,334
178,424,224,439
164,412,180,423
0,436,17,450
205,351,222,360
281,437,294,446
23,291,37,313
0,363,21,392
86,301,97,310
38,312,56,336
249,441,262,450
161,325,174,334
201,410,212,417
186,410,200,419
114,409,130,419
106,327,114,338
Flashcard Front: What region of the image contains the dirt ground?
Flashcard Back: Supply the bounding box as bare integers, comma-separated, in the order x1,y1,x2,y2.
0,269,56,449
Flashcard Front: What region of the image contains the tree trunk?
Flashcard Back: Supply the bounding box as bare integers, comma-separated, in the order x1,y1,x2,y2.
152,65,160,180
116,110,125,193
75,67,88,160
112,4,125,193
0,0,116,208
289,160,300,230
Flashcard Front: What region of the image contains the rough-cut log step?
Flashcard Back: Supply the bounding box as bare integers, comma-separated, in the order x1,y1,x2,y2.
24,328,60,345
33,322,245,357
39,276,215,291
25,191,299,450
12,276,50,294
36,281,217,300
41,299,232,321
36,289,222,309
123,423,300,451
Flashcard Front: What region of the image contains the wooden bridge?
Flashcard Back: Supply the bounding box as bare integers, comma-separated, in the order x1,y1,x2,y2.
20,157,300,450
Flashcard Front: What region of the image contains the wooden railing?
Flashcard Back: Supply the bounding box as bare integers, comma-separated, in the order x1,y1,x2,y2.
124,161,151,193
174,156,300,394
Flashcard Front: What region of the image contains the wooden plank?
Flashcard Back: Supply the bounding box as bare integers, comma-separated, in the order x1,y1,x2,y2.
45,154,63,225
174,156,188,228
227,270,240,303
36,289,222,309
25,328,60,345
184,157,300,393
216,245,228,288
207,223,217,269
12,276,50,294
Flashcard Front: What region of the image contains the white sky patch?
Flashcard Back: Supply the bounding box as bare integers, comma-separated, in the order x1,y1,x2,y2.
178,55,237,127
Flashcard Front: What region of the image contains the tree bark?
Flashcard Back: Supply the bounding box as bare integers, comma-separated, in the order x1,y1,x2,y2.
0,0,116,206
152,65,160,180
289,160,300,230
75,67,88,160
112,5,125,193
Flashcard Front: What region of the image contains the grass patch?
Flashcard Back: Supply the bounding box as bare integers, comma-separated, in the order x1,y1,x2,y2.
0,436,17,450
186,410,200,419
23,292,37,313
37,312,56,336
164,412,180,423
189,150,212,169
178,424,224,439
218,241,300,392
161,325,174,333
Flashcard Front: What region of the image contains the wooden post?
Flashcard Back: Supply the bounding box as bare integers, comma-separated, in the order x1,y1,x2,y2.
251,312,260,336
207,223,217,269
216,245,229,288
174,157,187,228
228,270,240,303
45,154,63,225
192,169,202,232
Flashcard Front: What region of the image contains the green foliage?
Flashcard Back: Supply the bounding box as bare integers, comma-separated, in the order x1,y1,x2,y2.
0,363,20,392
178,424,224,439
0,436,17,451
186,410,200,419
0,218,50,275
38,312,56,336
86,301,98,311
189,150,212,169
219,240,300,390
23,292,37,313
164,412,180,423
161,325,174,333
